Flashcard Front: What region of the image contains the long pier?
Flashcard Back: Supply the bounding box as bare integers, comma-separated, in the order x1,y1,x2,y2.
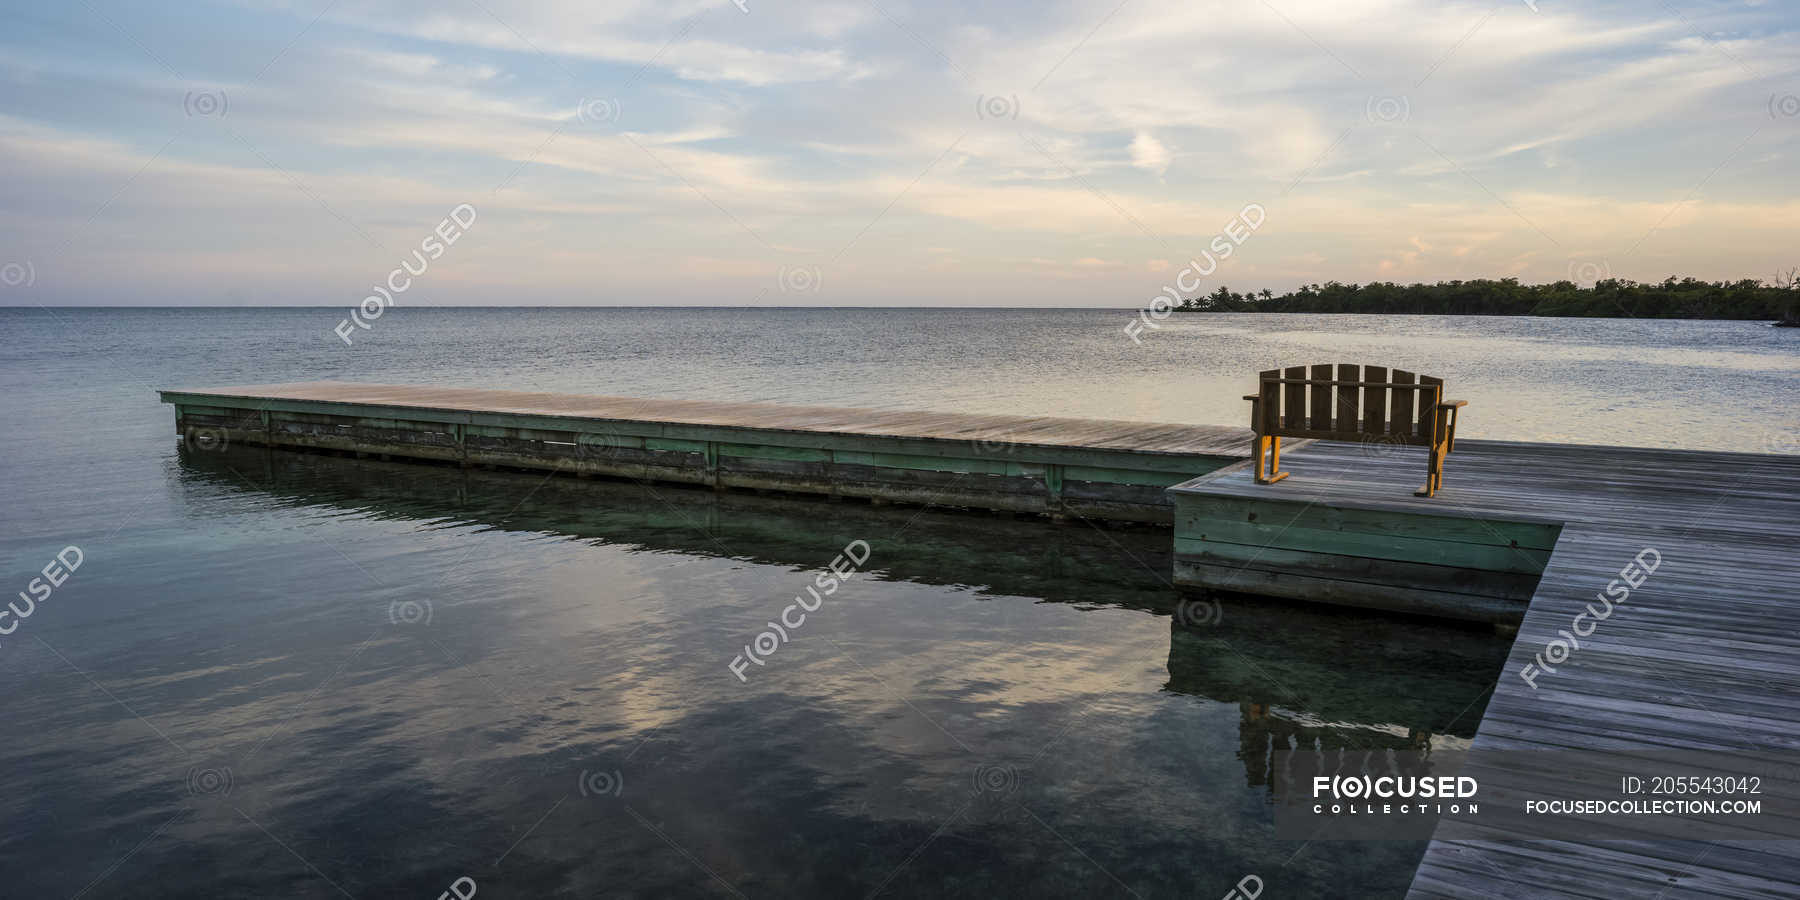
159,381,1800,897
157,381,1247,523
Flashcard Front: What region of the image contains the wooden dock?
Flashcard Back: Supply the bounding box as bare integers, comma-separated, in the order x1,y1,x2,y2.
160,380,1800,895
1170,439,1800,897
157,382,1247,523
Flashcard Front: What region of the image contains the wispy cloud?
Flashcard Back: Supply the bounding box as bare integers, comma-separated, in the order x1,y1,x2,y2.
1,0,1796,305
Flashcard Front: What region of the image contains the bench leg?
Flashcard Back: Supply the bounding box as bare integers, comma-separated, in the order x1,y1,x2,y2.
1253,435,1289,485
1416,441,1445,497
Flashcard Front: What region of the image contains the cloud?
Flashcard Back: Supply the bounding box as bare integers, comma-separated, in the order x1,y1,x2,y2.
1128,132,1170,176
0,0,1796,305
236,0,877,85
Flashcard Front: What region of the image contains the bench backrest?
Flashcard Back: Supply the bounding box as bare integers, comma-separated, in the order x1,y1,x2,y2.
1254,364,1443,444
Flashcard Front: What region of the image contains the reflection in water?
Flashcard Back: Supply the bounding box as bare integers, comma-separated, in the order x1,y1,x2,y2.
1163,612,1501,790
174,444,1182,609
2,445,1509,899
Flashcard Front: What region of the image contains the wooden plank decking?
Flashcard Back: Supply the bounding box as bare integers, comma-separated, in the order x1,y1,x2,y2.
1171,439,1800,897
162,381,1251,456
158,382,1251,523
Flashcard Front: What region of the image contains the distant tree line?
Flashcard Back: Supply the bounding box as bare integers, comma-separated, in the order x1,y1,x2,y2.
1173,275,1800,320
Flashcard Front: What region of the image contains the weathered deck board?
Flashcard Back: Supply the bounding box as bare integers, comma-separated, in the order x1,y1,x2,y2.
1172,438,1800,897
164,381,1250,455
159,381,1253,523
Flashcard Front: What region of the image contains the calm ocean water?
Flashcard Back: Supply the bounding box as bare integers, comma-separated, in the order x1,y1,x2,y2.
1,308,1794,898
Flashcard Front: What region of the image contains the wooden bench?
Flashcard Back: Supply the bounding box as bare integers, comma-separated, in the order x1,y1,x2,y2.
1243,364,1467,497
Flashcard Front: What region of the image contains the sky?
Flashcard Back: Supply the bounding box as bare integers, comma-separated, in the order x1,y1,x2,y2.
0,0,1797,307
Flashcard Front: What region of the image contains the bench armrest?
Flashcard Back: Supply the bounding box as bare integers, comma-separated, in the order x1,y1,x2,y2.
1438,400,1466,452
1243,395,1262,402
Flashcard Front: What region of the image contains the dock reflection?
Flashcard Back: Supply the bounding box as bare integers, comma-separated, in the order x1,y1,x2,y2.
177,444,1510,791
1166,604,1505,788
